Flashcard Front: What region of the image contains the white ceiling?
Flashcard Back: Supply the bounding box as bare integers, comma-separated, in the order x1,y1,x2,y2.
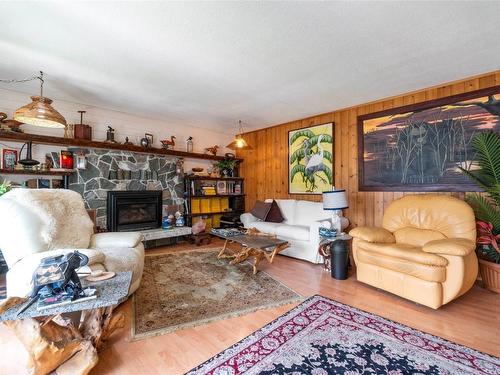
0,1,499,134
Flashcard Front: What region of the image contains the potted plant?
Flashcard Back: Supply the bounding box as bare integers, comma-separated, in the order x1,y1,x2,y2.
215,158,238,177
0,179,11,197
460,131,500,293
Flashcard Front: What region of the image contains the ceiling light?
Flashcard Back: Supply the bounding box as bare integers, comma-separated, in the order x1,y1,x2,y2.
227,120,252,150
1,71,66,129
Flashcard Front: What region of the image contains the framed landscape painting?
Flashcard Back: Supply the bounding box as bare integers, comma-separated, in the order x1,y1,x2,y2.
289,122,334,194
358,86,500,191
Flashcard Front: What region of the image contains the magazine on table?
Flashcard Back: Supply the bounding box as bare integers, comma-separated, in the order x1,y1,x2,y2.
36,286,98,310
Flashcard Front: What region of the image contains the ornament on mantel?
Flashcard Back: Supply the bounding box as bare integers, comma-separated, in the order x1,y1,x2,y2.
205,145,219,156
105,126,117,143
160,136,176,150
186,136,193,153
123,137,134,146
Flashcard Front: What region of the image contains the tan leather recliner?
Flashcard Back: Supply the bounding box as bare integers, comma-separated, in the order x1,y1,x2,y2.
349,194,478,309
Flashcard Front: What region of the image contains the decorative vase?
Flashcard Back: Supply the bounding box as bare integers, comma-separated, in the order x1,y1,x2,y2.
479,258,500,293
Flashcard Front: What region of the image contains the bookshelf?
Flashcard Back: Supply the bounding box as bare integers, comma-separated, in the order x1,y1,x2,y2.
184,175,245,229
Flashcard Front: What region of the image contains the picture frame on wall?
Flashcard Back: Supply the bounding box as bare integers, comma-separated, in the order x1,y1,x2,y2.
357,86,500,192
2,148,18,170
288,122,334,194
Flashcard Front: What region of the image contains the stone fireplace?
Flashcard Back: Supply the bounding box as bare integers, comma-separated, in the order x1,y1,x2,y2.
107,191,162,232
68,148,184,229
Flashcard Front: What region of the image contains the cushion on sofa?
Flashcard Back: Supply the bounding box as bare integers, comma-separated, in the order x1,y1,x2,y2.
357,248,446,283
293,200,331,226
356,241,448,267
265,200,285,223
275,225,310,241
268,199,297,224
250,200,272,220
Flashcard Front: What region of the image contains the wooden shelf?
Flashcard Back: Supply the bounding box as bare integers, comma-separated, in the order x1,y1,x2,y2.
0,131,243,162
0,169,74,176
187,210,243,217
189,194,245,198
185,176,244,180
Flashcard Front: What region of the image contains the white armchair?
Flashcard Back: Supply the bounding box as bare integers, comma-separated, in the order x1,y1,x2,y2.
0,189,145,298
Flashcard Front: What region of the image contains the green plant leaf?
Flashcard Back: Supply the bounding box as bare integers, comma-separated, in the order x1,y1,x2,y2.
289,130,315,145
318,164,333,185
308,134,333,147
323,150,333,164
290,164,306,183
466,193,500,230
290,149,306,165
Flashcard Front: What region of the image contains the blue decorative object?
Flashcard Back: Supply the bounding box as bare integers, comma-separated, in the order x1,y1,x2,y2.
176,216,185,227
162,217,171,229
319,227,336,238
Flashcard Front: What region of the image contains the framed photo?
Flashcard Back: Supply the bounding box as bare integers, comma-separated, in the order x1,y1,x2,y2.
145,133,154,147
51,179,63,189
216,180,227,195
288,122,334,194
2,149,18,170
358,86,500,191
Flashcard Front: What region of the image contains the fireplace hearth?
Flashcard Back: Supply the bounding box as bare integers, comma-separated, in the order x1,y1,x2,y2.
107,191,162,232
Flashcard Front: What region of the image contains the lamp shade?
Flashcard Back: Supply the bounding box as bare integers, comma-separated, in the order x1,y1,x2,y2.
322,189,348,210
226,134,253,150
14,96,66,128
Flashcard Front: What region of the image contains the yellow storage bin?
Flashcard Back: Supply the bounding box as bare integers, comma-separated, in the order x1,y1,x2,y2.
211,198,221,213
220,198,229,212
200,199,210,213
212,214,221,228
191,198,201,214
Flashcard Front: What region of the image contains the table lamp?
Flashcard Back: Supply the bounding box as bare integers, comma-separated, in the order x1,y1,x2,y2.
322,189,348,235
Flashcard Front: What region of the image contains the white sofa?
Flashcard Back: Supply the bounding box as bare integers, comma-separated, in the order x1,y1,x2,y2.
240,199,348,264
0,189,145,298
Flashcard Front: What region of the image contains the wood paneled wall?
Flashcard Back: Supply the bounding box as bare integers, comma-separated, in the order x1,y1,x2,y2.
237,71,500,228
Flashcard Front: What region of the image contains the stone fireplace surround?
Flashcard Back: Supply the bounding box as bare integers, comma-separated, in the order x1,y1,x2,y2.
68,148,184,229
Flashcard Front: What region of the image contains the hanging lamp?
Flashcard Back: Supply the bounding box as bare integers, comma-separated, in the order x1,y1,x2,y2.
226,120,252,150
1,71,67,129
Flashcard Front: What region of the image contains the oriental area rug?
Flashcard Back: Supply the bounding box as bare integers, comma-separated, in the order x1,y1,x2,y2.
132,248,301,340
187,295,500,375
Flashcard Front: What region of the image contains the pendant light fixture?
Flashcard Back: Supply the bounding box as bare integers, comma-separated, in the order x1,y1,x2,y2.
1,71,67,129
227,120,252,150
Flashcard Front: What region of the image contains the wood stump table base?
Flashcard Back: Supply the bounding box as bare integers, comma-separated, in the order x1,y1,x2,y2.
0,297,124,375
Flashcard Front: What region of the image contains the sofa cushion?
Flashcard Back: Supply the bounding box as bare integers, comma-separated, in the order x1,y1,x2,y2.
293,200,331,227
356,241,448,267
394,227,446,247
248,222,283,235
265,200,285,223
90,232,143,249
250,200,272,221
275,225,310,241
269,199,297,224
357,248,446,283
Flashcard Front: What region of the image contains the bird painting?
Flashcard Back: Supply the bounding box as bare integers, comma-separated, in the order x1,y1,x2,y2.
289,123,333,193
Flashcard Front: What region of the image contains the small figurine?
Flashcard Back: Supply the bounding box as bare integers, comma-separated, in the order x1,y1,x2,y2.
186,136,193,153
160,136,176,150
105,126,117,143
0,112,23,133
140,133,153,148
205,145,219,156
123,137,134,145
175,211,185,227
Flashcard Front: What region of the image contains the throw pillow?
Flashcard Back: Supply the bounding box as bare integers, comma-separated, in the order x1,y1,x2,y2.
250,200,272,221
265,200,285,223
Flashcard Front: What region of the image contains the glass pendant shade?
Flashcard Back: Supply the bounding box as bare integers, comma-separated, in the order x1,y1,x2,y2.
13,95,66,128
227,134,253,150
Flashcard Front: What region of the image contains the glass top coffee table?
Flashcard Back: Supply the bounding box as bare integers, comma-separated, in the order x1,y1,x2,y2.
211,228,289,274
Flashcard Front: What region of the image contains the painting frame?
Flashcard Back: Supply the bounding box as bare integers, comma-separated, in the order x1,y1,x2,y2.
288,122,334,195
357,85,500,192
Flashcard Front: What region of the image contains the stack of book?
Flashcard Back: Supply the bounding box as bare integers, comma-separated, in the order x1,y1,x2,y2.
201,186,216,195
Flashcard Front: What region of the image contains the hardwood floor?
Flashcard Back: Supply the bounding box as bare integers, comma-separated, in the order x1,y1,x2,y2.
1,239,499,374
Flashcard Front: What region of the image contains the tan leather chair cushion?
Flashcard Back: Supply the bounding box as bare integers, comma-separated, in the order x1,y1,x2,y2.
357,248,446,282
423,238,475,256
393,227,446,247
349,226,395,243
382,195,476,242
356,241,448,267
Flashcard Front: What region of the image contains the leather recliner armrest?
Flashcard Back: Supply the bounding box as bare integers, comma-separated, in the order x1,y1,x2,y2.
349,226,395,243
422,238,476,256
90,232,143,249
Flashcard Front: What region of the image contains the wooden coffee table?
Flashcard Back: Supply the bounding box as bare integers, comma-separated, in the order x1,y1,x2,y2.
213,228,289,274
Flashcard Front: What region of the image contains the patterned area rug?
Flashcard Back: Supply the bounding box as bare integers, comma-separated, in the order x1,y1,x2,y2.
132,248,301,340
188,295,500,375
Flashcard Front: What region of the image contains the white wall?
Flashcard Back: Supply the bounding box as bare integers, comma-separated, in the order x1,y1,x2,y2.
0,88,233,183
